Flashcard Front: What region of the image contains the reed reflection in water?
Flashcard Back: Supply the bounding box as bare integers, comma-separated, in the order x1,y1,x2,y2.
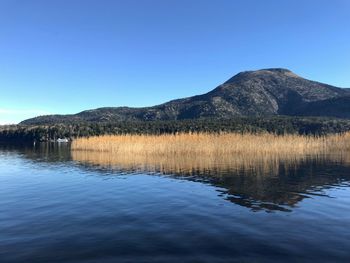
72,148,350,212
1,144,350,262
71,148,349,176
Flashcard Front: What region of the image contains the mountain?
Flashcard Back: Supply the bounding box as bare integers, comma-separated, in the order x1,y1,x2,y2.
21,68,350,125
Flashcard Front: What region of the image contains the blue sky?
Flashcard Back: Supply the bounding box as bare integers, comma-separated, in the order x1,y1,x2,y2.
1,0,349,124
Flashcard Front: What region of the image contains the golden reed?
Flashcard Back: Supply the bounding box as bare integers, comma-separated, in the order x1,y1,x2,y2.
71,132,350,175
71,132,350,155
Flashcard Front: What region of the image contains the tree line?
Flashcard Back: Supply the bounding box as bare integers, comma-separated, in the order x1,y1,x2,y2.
1,116,350,143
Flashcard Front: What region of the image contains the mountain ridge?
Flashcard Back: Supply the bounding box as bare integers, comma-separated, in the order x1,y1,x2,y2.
21,68,350,125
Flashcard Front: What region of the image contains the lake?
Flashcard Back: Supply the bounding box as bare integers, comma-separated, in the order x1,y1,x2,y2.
1,144,350,262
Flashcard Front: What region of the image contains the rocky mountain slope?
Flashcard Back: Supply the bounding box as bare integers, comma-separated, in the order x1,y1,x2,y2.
21,68,350,125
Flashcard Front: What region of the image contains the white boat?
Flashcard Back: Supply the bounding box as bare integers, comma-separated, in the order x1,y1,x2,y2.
57,138,69,143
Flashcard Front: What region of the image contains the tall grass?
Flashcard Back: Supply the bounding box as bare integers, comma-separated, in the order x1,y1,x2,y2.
71,132,350,175
71,132,350,156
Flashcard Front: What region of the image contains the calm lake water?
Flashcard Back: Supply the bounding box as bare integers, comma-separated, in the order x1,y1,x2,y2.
1,144,350,263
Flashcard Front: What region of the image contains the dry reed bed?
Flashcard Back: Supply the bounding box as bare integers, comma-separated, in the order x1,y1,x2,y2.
71,133,350,175
71,132,350,156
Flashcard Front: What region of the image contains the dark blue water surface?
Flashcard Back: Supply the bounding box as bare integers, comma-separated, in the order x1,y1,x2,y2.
0,144,350,262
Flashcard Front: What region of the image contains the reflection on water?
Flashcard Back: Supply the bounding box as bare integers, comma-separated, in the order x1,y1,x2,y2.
7,143,350,213
0,143,72,163
1,144,350,262
71,148,350,212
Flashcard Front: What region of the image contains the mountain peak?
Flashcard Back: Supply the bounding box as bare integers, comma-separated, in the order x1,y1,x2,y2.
225,68,298,84
257,68,299,77
262,68,293,73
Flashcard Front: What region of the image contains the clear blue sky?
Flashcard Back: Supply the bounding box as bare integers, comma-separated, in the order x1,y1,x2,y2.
1,0,349,124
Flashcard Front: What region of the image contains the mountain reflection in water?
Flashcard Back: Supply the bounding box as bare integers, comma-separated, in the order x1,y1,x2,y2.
11,143,348,213
1,143,350,262
71,149,350,212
